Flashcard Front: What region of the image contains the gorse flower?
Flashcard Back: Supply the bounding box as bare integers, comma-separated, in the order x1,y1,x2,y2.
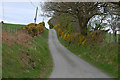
81,40,86,46
53,24,60,29
54,23,87,46
21,22,45,37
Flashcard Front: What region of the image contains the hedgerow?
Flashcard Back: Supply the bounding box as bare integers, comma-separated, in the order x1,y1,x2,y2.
53,24,106,46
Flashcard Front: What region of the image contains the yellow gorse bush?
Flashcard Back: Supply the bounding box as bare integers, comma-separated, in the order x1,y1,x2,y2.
63,33,67,40
78,35,85,46
54,24,105,46
61,32,64,39
53,24,89,46
21,22,45,37
81,39,86,46
53,24,60,29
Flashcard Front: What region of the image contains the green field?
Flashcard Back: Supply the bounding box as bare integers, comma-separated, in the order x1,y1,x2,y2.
55,29,118,78
2,23,25,29
2,23,26,33
2,23,53,78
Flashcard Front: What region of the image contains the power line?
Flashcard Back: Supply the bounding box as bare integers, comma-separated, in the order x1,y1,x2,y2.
38,2,45,22
29,0,36,8
29,0,42,23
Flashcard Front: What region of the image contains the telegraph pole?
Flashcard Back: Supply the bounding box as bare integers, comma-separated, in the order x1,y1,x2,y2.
34,7,38,25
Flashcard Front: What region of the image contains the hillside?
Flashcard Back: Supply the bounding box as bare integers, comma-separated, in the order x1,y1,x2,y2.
2,23,53,78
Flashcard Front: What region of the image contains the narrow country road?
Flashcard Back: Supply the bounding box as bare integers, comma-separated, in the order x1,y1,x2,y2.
48,29,112,78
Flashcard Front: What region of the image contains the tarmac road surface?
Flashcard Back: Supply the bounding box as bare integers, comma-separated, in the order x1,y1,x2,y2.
48,29,112,78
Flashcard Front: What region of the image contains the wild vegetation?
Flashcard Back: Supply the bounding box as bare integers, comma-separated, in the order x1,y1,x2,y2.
41,2,119,77
1,1,120,79
2,23,53,78
43,2,119,77
21,22,45,37
53,23,118,77
42,2,120,36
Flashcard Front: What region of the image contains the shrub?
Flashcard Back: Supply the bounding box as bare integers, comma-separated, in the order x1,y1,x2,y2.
78,35,85,46
54,23,88,46
53,24,60,29
21,22,45,37
87,30,106,44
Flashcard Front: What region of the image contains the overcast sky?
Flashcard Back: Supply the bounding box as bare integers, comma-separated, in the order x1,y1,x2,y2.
0,2,51,29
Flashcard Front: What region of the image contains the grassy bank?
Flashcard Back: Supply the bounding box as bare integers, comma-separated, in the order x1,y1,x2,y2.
2,23,25,34
2,23,25,29
2,23,53,78
55,28,118,78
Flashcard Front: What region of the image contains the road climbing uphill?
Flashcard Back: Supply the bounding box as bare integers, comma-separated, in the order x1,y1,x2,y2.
48,29,112,78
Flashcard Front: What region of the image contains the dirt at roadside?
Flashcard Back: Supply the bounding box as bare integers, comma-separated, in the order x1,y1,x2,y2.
2,31,33,46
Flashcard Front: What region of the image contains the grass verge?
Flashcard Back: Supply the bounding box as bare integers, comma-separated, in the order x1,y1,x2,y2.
55,28,118,78
2,23,53,78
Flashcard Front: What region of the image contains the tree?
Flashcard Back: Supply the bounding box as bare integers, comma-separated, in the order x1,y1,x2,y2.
88,15,107,31
41,2,101,36
111,2,120,7
104,3,120,43
107,15,119,43
41,2,120,36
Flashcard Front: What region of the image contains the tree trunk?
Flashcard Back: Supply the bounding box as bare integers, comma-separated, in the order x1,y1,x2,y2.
77,14,88,36
119,27,120,45
113,30,117,43
119,34,120,44
109,32,111,43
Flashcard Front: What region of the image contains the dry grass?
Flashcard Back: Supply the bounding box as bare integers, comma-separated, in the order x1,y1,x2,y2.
2,31,33,46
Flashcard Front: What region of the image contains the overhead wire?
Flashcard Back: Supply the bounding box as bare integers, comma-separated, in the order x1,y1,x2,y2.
38,2,45,22
29,0,42,23
29,0,36,8
29,0,45,22
29,0,45,23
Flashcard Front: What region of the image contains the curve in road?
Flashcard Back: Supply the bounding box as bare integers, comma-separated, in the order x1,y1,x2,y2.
48,29,112,78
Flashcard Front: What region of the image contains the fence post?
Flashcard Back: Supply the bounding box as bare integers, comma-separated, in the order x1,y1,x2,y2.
114,31,117,43
5,26,7,32
15,27,17,32
119,32,120,44
11,28,14,32
10,27,12,32
13,27,14,33
16,29,18,32
15,28,16,33
0,21,3,80
118,28,120,79
0,22,3,33
118,28,120,44
109,32,111,43
9,27,10,32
